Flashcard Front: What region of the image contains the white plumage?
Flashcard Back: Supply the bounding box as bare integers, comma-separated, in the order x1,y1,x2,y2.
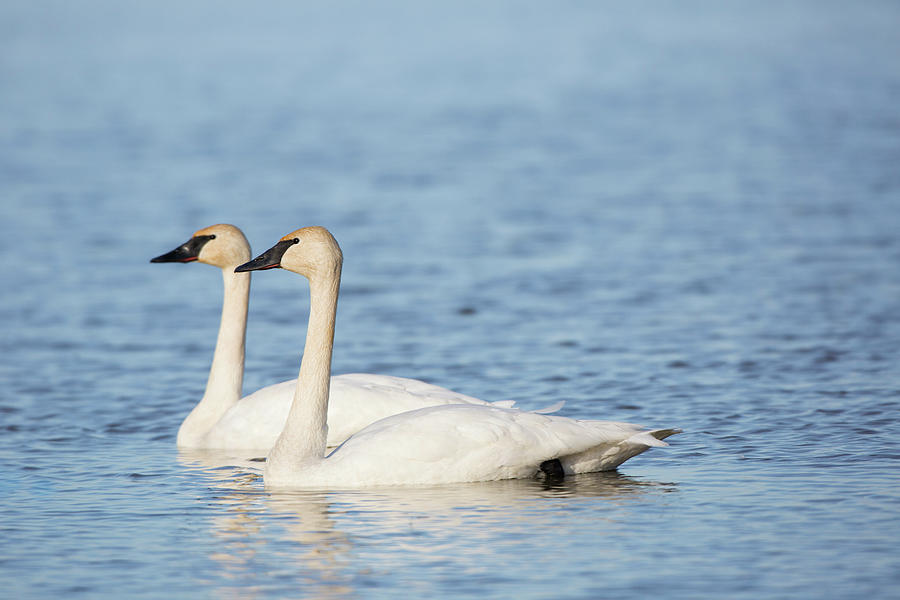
300,404,678,487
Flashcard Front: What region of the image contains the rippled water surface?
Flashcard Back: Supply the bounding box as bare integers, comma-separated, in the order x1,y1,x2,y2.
2,1,900,598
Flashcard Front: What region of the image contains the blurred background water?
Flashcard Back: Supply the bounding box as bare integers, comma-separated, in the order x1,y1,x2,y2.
2,1,899,598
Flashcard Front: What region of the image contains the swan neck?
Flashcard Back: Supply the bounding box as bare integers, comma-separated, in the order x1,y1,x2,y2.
177,269,249,445
268,267,340,468
208,269,249,400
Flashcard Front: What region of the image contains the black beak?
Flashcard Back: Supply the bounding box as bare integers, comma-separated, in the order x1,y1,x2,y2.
151,235,216,263
235,239,298,272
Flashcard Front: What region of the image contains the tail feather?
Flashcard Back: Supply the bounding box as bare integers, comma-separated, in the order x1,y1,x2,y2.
649,428,682,442
625,428,682,448
532,400,565,414
626,432,668,448
560,427,681,474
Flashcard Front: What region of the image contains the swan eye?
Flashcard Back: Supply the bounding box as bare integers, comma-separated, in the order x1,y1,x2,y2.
208,234,216,240
292,238,300,244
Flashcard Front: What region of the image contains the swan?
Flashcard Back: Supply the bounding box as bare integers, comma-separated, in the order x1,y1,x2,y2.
151,224,523,451
235,226,680,488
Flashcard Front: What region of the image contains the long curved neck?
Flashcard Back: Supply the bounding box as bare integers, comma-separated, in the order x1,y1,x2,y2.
267,267,340,470
177,268,250,446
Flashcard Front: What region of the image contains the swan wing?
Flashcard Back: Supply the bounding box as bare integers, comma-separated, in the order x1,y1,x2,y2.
324,374,514,444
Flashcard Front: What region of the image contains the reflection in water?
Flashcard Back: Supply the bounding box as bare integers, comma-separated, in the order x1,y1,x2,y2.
178,450,677,598
178,448,268,476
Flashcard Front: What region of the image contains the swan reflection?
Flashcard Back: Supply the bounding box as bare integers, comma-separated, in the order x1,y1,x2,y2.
178,450,677,599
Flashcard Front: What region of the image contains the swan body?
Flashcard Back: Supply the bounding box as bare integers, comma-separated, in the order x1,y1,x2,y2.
151,224,518,451
237,226,679,489
279,404,677,488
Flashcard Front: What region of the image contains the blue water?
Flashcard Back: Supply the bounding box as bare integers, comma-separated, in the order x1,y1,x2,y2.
2,1,900,598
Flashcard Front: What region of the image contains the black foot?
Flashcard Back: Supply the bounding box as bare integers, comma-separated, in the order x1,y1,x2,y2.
539,458,565,478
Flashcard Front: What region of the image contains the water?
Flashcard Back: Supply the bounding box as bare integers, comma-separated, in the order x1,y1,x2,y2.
2,1,899,598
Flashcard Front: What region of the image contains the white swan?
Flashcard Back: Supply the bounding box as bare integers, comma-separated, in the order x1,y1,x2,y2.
151,224,520,451
236,226,679,488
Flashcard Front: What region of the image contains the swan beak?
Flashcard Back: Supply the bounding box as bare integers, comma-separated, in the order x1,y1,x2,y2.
150,235,215,263
235,239,297,272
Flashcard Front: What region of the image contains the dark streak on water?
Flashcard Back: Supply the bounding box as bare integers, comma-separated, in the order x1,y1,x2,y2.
2,1,900,599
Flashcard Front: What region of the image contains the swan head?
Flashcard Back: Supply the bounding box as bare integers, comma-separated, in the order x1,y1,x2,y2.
151,224,251,269
235,226,342,279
